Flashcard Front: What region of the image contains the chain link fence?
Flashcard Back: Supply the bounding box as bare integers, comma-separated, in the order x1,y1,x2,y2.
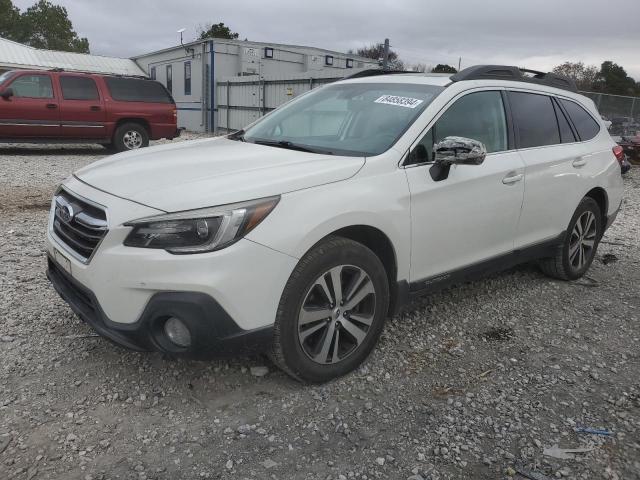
580,91,639,136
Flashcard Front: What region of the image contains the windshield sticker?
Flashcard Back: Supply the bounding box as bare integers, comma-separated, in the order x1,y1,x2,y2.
374,95,424,109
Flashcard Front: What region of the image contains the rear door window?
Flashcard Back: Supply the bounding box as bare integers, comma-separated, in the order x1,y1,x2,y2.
552,99,576,143
60,76,99,100
104,77,173,103
509,92,560,148
10,74,54,98
559,99,600,141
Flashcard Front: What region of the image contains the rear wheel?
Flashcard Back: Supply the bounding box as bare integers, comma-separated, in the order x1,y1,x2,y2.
113,122,149,152
538,197,602,280
272,237,389,383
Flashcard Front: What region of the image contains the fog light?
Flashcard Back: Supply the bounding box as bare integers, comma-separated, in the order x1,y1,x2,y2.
164,317,192,347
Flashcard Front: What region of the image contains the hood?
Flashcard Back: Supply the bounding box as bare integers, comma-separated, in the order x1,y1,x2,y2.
75,137,365,212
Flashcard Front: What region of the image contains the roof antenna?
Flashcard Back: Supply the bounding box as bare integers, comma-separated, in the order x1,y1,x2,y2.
177,28,194,58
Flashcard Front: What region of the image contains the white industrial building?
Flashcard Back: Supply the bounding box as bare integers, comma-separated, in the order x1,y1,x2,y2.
132,39,380,132
0,36,379,133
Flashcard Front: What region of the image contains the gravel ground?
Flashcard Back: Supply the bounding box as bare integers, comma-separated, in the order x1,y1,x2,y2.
1,137,639,480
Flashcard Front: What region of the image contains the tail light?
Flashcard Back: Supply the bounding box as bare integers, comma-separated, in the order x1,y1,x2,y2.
612,145,624,165
172,108,177,122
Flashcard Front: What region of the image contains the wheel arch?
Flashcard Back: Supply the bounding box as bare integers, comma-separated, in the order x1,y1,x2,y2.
322,224,403,317
584,186,608,228
114,118,151,135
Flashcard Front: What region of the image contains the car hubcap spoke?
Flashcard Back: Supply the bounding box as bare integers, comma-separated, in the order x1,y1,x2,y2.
329,266,343,305
298,264,376,365
299,307,332,326
569,211,597,270
339,317,368,345
344,280,375,311
312,322,336,363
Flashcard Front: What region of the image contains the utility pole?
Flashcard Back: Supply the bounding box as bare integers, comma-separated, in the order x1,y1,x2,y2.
382,38,390,71
458,57,461,71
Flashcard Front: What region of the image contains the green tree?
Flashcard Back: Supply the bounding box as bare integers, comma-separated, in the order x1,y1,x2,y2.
552,62,599,91
198,22,239,40
354,44,404,70
1,0,89,53
431,64,457,74
0,0,21,40
595,61,637,95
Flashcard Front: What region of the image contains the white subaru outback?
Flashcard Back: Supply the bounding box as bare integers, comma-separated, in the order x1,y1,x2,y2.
47,65,624,383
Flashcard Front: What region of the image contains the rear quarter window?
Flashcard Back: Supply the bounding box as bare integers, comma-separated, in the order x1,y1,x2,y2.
104,77,173,103
559,99,600,141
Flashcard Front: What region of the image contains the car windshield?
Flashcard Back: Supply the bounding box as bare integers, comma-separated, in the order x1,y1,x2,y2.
0,71,15,86
242,82,444,156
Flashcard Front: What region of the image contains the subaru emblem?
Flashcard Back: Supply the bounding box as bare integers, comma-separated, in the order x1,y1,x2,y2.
58,204,74,223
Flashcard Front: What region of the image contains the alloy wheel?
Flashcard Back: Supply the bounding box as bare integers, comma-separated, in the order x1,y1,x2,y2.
569,210,597,270
298,265,376,365
123,130,143,149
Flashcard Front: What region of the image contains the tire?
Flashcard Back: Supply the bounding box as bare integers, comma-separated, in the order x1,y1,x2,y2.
272,236,390,383
113,122,149,152
538,197,602,280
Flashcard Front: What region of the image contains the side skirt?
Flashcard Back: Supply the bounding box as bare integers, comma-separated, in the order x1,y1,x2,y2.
404,232,566,301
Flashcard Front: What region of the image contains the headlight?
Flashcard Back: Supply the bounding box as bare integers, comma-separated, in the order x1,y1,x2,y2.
123,196,279,254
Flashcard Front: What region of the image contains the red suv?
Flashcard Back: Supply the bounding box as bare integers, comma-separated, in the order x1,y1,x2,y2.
0,69,179,152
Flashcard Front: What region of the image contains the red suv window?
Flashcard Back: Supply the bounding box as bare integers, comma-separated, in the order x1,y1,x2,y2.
104,77,173,103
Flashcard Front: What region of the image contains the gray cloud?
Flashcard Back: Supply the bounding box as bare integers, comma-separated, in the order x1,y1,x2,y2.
12,0,640,79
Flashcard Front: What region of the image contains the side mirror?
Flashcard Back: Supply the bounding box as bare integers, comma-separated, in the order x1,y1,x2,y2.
429,136,487,182
433,136,487,166
1,88,14,99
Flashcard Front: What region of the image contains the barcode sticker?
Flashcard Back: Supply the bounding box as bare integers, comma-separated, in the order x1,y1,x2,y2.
374,95,424,109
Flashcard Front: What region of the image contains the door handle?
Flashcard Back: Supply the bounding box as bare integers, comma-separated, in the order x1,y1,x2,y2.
572,158,587,167
45,103,57,109
90,105,101,111
502,173,523,185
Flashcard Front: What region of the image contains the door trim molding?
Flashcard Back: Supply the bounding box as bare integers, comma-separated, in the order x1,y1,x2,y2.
408,232,566,295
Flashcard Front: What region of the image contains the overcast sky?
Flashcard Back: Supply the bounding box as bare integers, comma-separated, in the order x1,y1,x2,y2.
13,0,640,79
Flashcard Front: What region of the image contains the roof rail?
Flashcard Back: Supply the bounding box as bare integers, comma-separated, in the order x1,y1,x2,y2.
344,69,416,79
450,65,577,92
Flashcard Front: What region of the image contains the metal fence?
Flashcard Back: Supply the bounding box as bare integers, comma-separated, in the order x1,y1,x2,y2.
580,91,639,135
216,71,363,132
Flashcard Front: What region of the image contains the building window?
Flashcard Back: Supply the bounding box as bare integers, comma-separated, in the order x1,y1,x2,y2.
346,58,353,69
325,55,334,66
166,64,172,93
264,47,274,58
150,66,156,80
184,61,191,96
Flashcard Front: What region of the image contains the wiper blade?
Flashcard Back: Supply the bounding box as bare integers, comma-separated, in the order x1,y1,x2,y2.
252,139,333,155
227,129,245,141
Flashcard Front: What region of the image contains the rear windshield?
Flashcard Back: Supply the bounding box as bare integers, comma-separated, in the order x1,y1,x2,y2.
105,77,173,103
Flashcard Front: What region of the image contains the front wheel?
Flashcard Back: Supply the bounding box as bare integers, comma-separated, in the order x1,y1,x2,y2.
272,237,390,383
113,122,149,152
538,197,602,280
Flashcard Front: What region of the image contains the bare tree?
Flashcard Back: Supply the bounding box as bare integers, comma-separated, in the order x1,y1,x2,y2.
552,62,599,91
411,63,430,73
355,43,405,71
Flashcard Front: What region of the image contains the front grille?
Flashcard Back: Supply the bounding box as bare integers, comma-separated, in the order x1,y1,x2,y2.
52,189,107,262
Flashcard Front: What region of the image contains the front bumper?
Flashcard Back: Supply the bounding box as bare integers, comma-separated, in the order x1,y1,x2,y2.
47,256,273,357
45,178,299,357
